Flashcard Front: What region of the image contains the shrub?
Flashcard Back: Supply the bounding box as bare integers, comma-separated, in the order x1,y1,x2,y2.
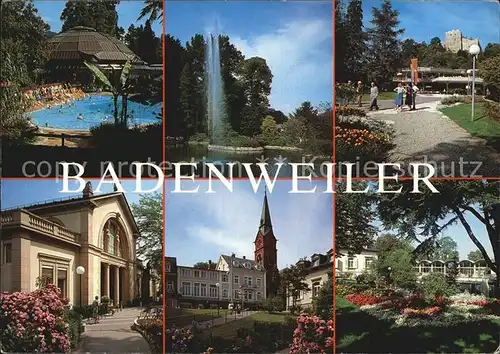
418,273,459,300
264,295,285,313
72,305,93,319
484,101,500,122
64,310,83,349
289,314,334,354
335,284,357,297
189,132,209,143
336,105,366,118
0,284,72,352
441,96,465,105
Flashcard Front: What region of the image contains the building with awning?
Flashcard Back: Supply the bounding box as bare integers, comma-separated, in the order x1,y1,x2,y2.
392,67,484,93
43,26,161,85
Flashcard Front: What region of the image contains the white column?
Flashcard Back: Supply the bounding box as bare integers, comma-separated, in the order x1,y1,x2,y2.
114,266,120,304
104,264,110,297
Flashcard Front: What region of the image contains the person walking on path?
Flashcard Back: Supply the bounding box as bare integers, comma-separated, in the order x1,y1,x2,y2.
92,296,100,324
356,81,364,107
410,83,419,111
394,83,406,112
404,83,412,110
369,82,379,111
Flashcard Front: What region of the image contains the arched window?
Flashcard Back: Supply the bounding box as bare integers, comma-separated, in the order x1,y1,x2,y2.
103,219,124,257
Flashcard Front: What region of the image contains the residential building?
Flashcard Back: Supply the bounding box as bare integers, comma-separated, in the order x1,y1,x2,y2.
164,256,178,308
335,248,378,278
176,263,222,308
287,249,333,310
0,182,153,306
218,254,266,307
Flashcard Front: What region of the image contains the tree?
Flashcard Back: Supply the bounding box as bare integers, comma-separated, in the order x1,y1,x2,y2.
125,21,161,64
313,271,333,320
138,0,163,23
264,295,285,313
365,0,404,87
84,60,132,125
343,0,366,81
240,57,273,136
376,180,500,297
415,236,459,261
479,55,500,101
131,193,163,276
280,263,310,314
193,261,216,270
335,0,347,83
164,35,186,137
336,181,377,255
61,0,122,37
379,247,418,289
260,116,278,145
468,249,484,262
1,0,50,75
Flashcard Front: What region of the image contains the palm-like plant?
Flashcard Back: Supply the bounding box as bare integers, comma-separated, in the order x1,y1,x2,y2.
84,60,132,126
137,0,163,23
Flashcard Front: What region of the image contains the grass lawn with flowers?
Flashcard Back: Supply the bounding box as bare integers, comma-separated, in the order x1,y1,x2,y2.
440,103,500,152
336,295,500,353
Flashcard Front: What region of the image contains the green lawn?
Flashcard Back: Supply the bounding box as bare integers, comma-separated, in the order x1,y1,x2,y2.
440,103,500,152
362,91,396,101
336,296,500,353
202,312,294,339
167,308,228,328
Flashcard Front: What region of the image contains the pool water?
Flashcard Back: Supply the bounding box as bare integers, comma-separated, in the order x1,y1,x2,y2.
29,95,161,130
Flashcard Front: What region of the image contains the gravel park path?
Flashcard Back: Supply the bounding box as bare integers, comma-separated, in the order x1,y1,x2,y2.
367,97,500,177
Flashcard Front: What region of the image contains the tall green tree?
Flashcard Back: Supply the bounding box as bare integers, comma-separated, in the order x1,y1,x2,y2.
125,21,161,64
164,35,186,137
365,0,404,87
479,54,500,101
280,263,310,314
335,0,347,83
343,0,366,81
131,193,163,276
468,249,484,262
313,271,333,320
138,0,163,23
240,57,273,136
336,181,377,255
1,0,50,75
376,180,500,297
61,0,122,37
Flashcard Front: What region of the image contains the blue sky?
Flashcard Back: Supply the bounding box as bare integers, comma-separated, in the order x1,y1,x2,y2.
34,1,161,36
165,180,333,269
165,1,333,114
361,0,499,46
1,179,159,210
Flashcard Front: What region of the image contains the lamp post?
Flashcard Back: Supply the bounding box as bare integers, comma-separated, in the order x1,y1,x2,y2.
216,282,220,315
387,267,392,285
76,266,85,308
469,44,480,121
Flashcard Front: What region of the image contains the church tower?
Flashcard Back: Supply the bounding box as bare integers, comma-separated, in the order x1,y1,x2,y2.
254,189,278,296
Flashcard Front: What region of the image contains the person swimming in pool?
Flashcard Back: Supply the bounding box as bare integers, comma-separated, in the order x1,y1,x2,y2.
97,108,100,112
77,113,84,120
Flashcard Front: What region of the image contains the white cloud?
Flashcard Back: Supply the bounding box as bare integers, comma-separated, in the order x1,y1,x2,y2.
228,18,332,114
178,183,332,268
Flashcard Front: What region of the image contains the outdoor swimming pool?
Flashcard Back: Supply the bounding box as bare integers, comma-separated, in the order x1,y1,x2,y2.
29,95,161,130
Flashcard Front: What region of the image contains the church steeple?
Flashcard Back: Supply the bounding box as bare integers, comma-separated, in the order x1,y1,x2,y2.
259,187,272,235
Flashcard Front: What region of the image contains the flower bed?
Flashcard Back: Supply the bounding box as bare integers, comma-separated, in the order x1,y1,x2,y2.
289,314,334,354
0,284,77,353
345,291,500,328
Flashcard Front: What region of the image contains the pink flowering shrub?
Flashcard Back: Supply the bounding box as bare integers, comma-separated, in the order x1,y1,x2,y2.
0,284,72,353
289,314,334,354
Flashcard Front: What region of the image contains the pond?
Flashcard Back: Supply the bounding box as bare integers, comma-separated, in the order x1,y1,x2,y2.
166,144,330,178
28,95,161,130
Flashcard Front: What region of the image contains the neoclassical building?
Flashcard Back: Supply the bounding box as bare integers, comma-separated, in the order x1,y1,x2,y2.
0,183,143,306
